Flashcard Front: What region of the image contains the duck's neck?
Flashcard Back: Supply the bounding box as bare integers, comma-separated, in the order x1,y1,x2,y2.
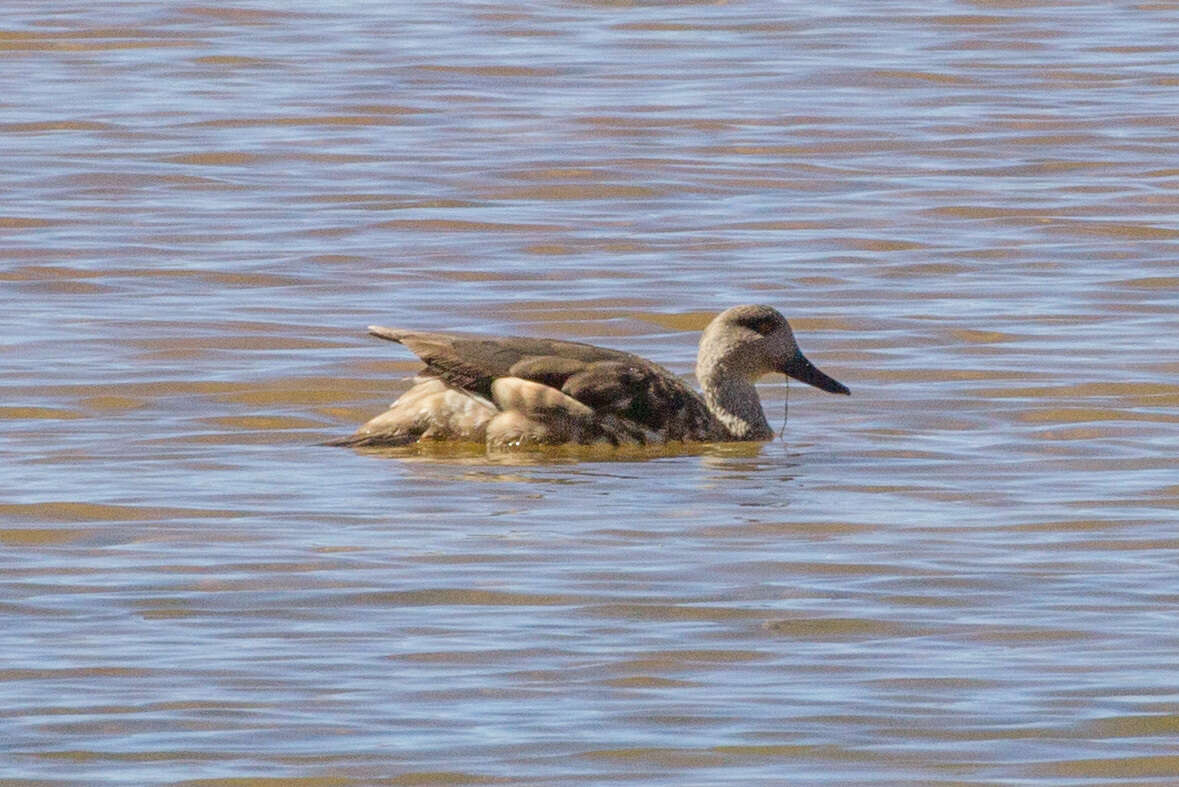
698,364,773,441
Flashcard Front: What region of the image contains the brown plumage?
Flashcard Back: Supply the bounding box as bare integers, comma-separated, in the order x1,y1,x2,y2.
331,305,849,449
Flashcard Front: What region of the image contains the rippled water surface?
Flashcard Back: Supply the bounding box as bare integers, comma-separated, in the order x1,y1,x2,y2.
4,1,1179,783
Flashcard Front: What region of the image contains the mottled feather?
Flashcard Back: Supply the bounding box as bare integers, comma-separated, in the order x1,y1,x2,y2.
336,306,849,449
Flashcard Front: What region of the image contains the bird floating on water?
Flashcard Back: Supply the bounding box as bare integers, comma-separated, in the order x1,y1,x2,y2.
331,304,849,449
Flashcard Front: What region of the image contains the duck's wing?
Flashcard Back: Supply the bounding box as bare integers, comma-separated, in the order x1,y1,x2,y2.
556,360,706,440
368,326,634,397
368,326,718,441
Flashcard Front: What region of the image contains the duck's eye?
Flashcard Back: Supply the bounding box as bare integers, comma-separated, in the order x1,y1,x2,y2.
734,314,780,335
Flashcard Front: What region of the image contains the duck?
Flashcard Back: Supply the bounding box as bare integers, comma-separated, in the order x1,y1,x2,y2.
331,304,849,449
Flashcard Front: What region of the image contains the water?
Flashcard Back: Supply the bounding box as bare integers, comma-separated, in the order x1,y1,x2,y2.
3,1,1179,782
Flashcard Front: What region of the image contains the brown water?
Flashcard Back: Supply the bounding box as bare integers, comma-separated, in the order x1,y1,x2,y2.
4,2,1179,783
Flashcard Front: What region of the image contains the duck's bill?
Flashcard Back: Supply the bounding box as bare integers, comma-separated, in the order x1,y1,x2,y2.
782,350,850,395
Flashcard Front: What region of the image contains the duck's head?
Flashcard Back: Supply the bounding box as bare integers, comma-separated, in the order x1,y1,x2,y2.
698,304,850,395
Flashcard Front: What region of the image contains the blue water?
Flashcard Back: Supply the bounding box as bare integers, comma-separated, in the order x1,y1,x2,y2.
3,1,1179,783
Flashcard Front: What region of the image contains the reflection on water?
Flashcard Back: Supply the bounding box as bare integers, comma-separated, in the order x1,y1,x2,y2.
3,0,1179,783
346,439,770,467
